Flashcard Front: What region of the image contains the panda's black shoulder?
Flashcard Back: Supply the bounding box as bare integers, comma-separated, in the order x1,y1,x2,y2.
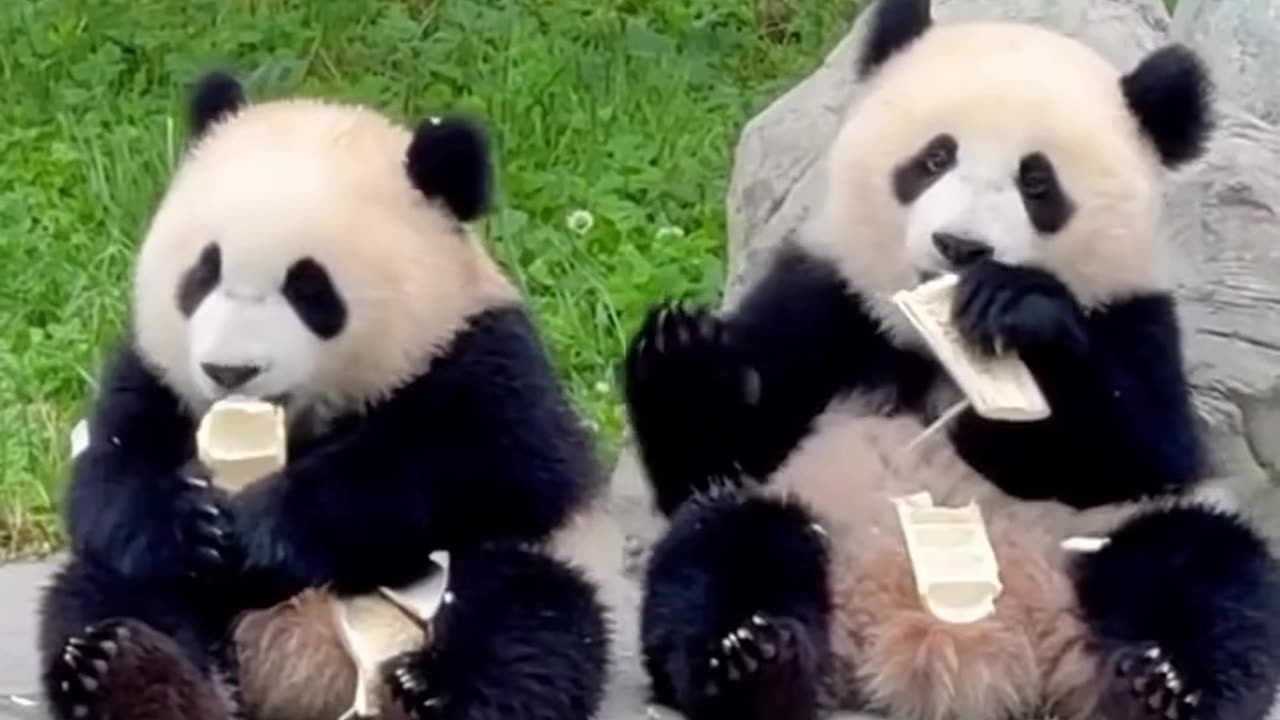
408,303,569,401
372,301,600,480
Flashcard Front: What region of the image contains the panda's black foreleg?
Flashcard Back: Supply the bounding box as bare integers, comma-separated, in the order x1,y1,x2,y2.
640,490,832,720
623,302,761,517
1073,503,1280,720
37,557,236,720
385,542,608,720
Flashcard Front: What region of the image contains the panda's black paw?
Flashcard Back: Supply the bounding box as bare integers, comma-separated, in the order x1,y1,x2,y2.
624,301,759,515
387,654,448,720
175,475,243,584
1108,643,1201,720
46,620,130,720
953,260,1088,357
704,614,796,696
691,614,821,720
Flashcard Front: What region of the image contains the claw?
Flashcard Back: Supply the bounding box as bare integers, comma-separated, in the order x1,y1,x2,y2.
196,547,223,566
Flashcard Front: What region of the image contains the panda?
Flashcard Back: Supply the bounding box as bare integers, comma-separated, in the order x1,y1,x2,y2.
623,2,1280,720
37,70,610,720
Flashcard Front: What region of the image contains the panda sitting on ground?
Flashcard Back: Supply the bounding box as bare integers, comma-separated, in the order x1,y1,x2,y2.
624,2,1280,719
38,71,609,720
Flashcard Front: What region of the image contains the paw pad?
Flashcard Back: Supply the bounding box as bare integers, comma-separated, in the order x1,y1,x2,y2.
1115,644,1201,719
49,621,132,720
704,614,793,698
388,658,447,720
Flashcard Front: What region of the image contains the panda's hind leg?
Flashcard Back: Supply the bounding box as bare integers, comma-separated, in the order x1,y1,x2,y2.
385,542,608,720
38,558,235,720
640,489,832,720
1074,503,1280,720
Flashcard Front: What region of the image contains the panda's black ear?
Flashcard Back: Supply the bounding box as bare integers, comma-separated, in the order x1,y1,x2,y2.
405,116,493,222
1121,44,1214,169
189,70,246,140
858,0,932,79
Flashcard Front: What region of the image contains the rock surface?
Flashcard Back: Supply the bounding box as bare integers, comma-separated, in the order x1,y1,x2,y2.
721,0,1280,546
1172,0,1280,125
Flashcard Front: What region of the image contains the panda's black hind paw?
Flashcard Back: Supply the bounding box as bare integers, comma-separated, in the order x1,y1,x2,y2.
47,620,130,720
693,614,821,720
624,301,759,515
705,614,796,696
387,654,447,720
1108,643,1202,720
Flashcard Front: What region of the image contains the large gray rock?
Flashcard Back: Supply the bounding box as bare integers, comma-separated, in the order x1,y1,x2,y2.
1173,0,1280,125
721,0,1280,545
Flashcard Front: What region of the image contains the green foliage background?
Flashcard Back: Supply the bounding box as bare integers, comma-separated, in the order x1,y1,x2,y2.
0,0,1188,556
0,0,854,556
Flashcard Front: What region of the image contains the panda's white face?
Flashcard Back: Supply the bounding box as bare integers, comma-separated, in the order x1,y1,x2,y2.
189,291,322,404
176,241,343,409
132,99,517,419
900,135,1061,283
809,21,1169,344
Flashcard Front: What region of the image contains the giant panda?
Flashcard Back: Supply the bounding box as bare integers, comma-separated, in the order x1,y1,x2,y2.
37,70,610,720
624,2,1280,720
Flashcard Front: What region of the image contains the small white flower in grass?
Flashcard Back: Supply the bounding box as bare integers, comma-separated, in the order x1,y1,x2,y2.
594,379,610,394
566,209,594,235
655,225,685,241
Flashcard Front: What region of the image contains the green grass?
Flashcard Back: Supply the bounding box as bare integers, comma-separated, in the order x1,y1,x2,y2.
0,0,852,558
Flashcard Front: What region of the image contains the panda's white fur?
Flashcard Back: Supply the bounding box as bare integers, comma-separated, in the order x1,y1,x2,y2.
134,99,517,423
805,20,1167,348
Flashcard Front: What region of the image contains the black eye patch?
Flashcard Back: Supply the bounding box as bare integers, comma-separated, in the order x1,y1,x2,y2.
1017,152,1076,235
282,258,347,339
176,242,221,316
892,133,958,205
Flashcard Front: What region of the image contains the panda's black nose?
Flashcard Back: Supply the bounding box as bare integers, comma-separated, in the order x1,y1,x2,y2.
201,363,261,390
932,232,993,267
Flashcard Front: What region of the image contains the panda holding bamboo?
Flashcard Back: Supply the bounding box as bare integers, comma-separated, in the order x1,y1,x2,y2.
625,2,1280,720
38,72,609,720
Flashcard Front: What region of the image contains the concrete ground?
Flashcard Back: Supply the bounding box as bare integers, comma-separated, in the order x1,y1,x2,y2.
0,559,55,720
